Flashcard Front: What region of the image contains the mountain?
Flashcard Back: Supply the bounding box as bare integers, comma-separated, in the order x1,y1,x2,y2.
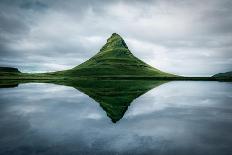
212,71,232,80
0,67,20,73
58,33,176,78
0,67,22,79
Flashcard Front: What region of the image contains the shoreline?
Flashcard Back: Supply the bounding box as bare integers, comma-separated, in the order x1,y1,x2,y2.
0,76,231,81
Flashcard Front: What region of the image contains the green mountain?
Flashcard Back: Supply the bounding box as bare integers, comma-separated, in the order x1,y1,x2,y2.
0,67,20,73
57,33,176,78
213,71,232,77
0,67,22,79
212,71,232,81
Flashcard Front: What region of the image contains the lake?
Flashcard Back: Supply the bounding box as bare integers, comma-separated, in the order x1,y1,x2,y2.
0,81,231,155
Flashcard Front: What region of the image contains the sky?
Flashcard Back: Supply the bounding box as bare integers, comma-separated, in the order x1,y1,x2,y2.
0,0,232,76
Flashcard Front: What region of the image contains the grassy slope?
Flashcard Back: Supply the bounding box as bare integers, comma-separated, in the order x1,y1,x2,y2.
212,71,232,81
0,67,20,73
213,71,232,78
55,33,176,77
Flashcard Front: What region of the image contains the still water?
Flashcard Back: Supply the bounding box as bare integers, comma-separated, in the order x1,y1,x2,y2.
0,81,231,155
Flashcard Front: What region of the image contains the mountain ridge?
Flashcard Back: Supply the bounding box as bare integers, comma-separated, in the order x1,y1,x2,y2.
59,33,176,78
212,71,232,81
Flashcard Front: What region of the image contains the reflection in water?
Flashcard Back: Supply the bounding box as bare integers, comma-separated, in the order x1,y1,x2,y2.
0,79,166,123
0,80,231,155
56,79,167,123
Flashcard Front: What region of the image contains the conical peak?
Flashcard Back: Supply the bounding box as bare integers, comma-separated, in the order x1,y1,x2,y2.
108,33,122,40
110,33,122,39
100,33,128,51
111,33,120,36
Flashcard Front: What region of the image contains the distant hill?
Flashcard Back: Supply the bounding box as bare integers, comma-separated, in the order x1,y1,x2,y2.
212,71,232,80
0,67,20,73
0,67,21,79
58,33,176,78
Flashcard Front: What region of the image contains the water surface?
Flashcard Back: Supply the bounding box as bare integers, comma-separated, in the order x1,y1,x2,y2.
0,81,231,155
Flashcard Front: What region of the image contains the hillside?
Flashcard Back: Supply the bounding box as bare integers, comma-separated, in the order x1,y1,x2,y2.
57,33,176,78
212,71,232,81
0,67,20,73
0,67,22,79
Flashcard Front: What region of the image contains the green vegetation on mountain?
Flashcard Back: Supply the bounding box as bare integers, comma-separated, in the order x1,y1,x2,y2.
212,71,232,81
0,67,23,80
56,33,176,78
0,67,20,73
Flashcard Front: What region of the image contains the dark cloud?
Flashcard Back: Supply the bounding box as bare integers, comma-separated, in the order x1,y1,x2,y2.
0,0,231,75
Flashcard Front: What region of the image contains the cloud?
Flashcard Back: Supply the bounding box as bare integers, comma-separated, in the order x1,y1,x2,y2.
0,0,231,75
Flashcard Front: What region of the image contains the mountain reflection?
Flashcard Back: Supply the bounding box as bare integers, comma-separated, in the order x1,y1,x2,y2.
0,79,167,123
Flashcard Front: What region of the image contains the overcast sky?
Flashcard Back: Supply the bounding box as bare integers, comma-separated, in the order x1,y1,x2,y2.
0,0,232,76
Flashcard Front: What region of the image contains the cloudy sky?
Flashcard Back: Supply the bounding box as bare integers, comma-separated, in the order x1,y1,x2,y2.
0,0,231,76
